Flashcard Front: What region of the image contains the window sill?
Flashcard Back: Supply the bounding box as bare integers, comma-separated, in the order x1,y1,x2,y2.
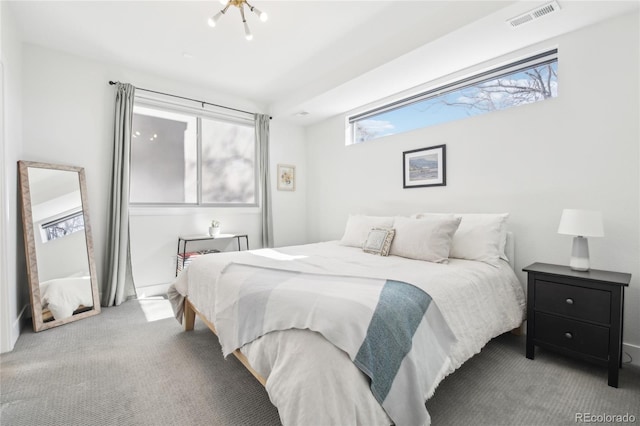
129,206,261,216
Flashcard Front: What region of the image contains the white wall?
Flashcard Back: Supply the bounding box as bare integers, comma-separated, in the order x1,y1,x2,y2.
21,44,115,300
19,43,307,300
36,231,90,282
305,13,640,362
0,2,28,353
129,207,263,296
270,121,307,247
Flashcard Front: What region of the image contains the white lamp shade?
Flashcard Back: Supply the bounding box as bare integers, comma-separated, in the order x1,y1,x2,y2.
557,209,604,237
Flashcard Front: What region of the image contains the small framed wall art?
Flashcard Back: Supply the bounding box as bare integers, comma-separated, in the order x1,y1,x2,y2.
277,164,296,191
403,144,446,188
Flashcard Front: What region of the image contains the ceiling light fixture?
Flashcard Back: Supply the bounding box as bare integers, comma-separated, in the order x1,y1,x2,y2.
208,0,268,41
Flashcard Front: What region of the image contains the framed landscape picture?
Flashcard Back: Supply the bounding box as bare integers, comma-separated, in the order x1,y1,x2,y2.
403,144,446,188
277,164,296,191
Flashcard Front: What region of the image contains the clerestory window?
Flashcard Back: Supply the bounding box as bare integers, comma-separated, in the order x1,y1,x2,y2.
348,49,558,145
41,210,85,242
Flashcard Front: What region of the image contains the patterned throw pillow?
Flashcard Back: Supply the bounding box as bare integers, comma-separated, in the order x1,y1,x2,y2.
362,228,396,256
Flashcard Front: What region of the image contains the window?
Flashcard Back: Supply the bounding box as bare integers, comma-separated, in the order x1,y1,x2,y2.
201,118,256,204
130,101,257,206
348,49,558,144
41,211,85,242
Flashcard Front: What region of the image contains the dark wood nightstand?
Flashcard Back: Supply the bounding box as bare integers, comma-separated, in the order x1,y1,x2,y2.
523,262,631,388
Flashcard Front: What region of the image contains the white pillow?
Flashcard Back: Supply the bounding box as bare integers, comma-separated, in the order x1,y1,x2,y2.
453,213,508,265
390,216,461,263
339,215,394,247
414,212,509,266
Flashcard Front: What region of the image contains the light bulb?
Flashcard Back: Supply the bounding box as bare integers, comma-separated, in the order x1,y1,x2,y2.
244,21,253,40
208,10,223,27
250,6,268,22
218,0,227,5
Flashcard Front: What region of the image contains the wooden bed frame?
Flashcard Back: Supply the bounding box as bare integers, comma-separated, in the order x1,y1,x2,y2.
183,298,267,386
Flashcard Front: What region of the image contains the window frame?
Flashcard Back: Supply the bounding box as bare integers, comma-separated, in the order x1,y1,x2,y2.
40,210,85,243
130,96,259,208
347,48,558,144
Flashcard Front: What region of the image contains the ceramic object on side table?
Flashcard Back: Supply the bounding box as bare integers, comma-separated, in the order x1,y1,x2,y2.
209,220,221,237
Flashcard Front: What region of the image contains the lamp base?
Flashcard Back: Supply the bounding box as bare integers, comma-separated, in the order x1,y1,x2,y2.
569,236,590,271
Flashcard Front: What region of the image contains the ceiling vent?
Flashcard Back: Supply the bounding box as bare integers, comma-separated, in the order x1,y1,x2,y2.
507,1,561,28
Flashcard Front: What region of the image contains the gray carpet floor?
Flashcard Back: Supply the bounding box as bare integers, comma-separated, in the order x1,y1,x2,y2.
1,298,638,426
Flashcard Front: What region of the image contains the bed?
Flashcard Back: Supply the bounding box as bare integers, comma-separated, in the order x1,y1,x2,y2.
168,214,526,425
39,276,94,321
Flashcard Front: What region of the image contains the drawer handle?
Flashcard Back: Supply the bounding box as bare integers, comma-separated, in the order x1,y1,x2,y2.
564,332,573,339
565,298,574,305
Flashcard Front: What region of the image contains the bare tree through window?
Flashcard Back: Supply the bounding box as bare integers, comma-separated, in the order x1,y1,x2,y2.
43,211,85,242
350,52,558,144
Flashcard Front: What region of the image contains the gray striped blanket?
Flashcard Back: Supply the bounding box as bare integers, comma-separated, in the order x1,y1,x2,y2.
214,263,457,426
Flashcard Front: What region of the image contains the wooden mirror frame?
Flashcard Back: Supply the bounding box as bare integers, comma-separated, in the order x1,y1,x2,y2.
18,161,101,331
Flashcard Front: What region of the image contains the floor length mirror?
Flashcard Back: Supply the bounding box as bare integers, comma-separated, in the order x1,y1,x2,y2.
18,161,101,332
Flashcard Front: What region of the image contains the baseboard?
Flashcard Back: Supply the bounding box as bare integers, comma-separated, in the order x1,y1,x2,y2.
10,303,29,344
135,282,171,298
622,342,640,367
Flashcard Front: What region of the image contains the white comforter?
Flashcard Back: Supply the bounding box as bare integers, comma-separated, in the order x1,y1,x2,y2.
170,241,526,425
40,276,93,320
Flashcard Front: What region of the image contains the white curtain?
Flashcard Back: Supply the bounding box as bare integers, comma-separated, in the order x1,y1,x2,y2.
256,114,273,248
102,82,137,306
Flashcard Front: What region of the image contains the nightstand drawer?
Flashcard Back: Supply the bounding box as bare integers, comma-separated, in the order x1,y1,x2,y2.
535,280,610,324
535,312,609,359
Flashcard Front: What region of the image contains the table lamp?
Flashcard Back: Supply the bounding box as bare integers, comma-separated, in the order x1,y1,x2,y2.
557,209,604,271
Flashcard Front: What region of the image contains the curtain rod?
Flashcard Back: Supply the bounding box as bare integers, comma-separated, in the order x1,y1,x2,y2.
108,81,271,119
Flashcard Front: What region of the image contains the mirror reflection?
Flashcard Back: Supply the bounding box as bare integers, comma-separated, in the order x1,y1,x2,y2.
19,161,100,331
